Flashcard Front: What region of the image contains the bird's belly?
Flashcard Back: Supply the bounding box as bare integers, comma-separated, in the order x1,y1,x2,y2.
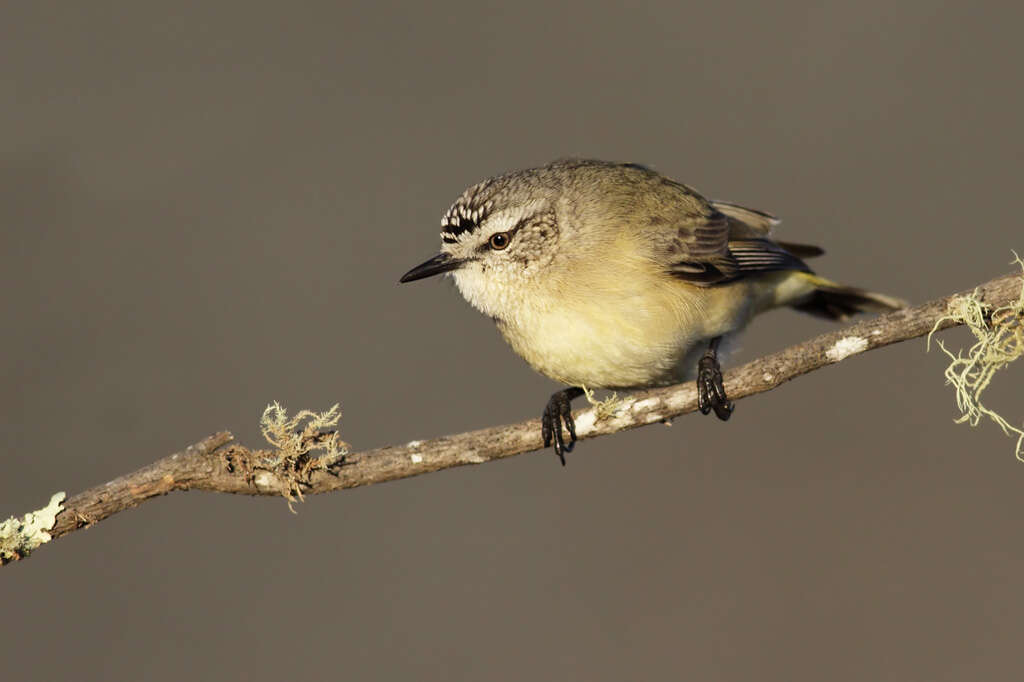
497,283,753,389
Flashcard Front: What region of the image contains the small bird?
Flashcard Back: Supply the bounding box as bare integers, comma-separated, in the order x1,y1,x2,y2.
401,159,903,463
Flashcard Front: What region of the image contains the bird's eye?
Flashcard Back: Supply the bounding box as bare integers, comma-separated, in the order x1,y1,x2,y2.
489,232,511,250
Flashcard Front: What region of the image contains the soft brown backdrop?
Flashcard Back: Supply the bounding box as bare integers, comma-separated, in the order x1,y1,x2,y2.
2,2,1021,680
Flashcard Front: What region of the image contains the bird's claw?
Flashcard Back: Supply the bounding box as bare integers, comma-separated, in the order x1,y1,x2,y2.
542,388,583,465
697,352,734,421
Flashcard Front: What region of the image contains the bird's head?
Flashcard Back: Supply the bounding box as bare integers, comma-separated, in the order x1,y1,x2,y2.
400,171,564,320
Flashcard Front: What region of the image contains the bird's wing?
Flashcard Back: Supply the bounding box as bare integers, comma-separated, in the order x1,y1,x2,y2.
649,187,814,285
710,200,825,259
726,239,812,274
667,217,813,285
661,211,737,283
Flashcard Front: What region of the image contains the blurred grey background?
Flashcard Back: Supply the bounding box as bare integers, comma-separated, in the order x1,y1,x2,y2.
2,2,1022,680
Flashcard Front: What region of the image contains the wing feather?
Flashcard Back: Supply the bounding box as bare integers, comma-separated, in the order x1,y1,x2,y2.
670,238,812,285
657,192,813,285
710,200,779,237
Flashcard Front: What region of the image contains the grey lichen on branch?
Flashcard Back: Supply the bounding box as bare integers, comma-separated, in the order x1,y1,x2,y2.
928,255,1024,459
2,269,1022,566
254,402,348,510
0,492,66,563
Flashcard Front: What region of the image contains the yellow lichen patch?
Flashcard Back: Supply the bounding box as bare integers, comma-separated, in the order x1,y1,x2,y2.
928,254,1024,460
259,402,348,511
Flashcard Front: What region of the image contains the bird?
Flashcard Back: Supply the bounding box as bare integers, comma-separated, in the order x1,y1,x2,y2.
400,159,904,464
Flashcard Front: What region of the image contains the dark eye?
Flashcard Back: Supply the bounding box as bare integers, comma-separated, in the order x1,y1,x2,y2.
488,232,511,250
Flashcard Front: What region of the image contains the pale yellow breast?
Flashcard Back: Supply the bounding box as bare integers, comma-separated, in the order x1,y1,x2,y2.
496,253,758,389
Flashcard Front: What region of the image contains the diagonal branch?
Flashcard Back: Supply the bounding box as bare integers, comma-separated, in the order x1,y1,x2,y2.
3,272,1021,566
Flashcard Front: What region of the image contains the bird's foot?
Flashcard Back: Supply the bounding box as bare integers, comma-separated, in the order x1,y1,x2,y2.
542,387,585,465
697,338,734,421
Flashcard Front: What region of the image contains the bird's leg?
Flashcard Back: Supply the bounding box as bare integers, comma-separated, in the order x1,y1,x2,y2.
542,386,585,465
697,336,734,421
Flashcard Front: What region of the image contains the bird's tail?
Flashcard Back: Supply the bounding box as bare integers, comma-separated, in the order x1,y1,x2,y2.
789,272,906,321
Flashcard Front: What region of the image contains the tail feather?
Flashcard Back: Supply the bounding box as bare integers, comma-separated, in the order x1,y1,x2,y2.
791,273,906,321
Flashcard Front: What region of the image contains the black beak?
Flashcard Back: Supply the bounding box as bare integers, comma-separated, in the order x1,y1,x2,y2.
399,253,466,283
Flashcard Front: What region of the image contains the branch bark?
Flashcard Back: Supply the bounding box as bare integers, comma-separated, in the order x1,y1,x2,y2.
4,272,1021,565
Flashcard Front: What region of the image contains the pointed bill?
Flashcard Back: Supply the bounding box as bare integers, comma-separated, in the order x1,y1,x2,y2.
399,253,467,283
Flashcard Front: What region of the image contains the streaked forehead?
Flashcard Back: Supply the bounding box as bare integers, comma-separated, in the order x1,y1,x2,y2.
441,194,494,239
439,166,555,240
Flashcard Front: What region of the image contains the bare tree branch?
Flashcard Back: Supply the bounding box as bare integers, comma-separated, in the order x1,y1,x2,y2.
3,272,1021,566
